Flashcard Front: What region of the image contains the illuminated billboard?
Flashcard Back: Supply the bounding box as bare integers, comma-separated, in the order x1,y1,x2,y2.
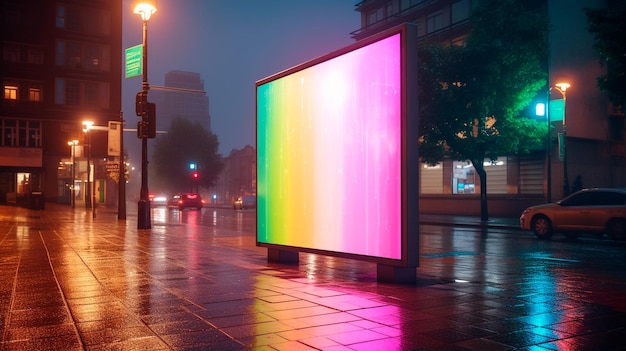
256,24,418,267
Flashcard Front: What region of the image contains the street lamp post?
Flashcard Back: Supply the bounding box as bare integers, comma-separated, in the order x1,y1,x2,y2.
82,120,95,218
118,112,126,220
552,82,570,197
135,2,156,229
68,140,78,208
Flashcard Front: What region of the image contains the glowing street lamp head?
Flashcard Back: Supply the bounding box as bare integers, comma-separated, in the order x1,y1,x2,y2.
82,120,94,132
555,82,570,93
134,2,157,21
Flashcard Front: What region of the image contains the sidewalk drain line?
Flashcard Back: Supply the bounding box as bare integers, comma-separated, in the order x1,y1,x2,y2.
39,230,86,350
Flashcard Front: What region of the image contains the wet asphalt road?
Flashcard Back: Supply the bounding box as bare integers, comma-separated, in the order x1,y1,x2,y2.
1,203,625,350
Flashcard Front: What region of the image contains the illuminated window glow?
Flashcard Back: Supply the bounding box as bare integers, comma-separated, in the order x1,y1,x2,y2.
4,86,18,100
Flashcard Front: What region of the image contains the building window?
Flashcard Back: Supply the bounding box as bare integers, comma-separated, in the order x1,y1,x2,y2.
28,88,41,102
56,40,110,71
427,11,445,33
17,120,28,147
68,41,82,68
56,40,65,65
84,8,111,36
55,79,65,104
3,46,20,63
4,85,18,100
66,7,81,31
56,5,65,28
66,81,80,105
400,0,422,11
1,119,42,147
17,173,31,194
367,8,384,26
451,0,471,24
451,159,508,194
28,121,42,147
385,1,393,17
56,5,109,35
453,161,476,194
84,82,98,105
2,119,16,146
27,48,44,64
55,78,109,108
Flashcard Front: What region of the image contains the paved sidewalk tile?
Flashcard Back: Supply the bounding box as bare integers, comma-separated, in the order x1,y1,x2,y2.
1,204,625,350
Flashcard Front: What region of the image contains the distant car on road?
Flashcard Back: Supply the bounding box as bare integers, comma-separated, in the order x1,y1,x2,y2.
233,195,256,210
520,188,626,240
167,193,204,210
149,193,168,207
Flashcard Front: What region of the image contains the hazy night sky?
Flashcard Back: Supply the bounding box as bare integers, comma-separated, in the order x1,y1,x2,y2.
122,0,360,160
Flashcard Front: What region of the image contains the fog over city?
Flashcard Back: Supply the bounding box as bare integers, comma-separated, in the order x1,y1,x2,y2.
122,0,360,160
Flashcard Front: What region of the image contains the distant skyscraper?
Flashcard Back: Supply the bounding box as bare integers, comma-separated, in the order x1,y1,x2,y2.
151,70,211,133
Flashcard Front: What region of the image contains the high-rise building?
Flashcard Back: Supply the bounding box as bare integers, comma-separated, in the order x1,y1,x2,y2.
150,70,211,133
351,0,625,216
1,0,122,207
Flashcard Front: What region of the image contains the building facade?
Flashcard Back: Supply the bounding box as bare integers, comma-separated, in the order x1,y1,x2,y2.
214,145,256,206
1,0,123,207
352,0,625,216
149,70,211,133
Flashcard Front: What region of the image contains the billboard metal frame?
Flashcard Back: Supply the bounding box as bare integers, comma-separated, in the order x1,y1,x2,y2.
256,24,419,282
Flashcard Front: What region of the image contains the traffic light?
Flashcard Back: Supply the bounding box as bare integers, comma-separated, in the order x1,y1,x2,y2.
144,102,156,138
136,102,156,139
191,171,199,179
135,91,148,116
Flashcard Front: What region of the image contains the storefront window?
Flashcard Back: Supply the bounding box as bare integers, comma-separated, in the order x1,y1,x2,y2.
17,173,31,194
453,161,475,194
420,158,509,195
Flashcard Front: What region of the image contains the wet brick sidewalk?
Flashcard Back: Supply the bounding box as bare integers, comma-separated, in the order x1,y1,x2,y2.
1,203,625,350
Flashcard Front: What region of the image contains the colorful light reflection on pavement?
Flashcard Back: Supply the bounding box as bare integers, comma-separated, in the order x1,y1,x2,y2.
0,204,625,350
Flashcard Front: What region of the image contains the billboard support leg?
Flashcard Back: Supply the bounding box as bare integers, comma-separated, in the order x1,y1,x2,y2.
377,264,416,284
267,249,299,264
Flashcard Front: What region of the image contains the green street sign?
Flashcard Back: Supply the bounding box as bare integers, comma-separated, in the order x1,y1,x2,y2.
125,44,143,79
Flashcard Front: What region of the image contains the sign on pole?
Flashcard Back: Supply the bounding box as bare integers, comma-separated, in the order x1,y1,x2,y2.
108,121,121,156
125,44,143,79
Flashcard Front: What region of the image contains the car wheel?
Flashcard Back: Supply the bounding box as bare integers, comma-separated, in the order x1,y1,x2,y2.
606,219,626,241
531,215,552,239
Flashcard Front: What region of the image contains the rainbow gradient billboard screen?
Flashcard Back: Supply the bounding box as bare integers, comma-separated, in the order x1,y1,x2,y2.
256,25,418,266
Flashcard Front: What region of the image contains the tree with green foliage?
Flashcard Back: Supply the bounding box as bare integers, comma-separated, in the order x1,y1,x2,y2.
418,0,549,221
152,117,223,194
585,0,626,109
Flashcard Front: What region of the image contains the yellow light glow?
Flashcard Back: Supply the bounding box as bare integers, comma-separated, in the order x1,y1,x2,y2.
555,82,570,92
82,120,94,132
134,2,157,21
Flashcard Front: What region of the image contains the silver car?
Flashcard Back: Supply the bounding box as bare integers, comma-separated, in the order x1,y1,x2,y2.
520,188,626,240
